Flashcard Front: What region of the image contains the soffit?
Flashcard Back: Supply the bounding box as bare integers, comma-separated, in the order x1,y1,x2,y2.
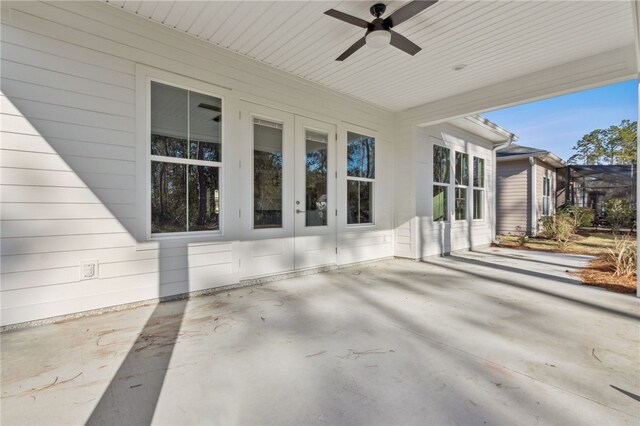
104,1,636,112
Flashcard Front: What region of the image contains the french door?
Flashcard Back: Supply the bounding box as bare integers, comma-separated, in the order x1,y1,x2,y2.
293,116,337,269
239,102,336,279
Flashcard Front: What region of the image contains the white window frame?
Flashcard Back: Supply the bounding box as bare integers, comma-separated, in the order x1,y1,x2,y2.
454,151,469,222
345,129,376,227
432,143,451,223
472,156,486,221
135,65,229,242
542,175,551,216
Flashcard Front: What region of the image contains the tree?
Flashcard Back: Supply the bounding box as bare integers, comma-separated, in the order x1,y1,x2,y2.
567,120,637,165
603,198,635,234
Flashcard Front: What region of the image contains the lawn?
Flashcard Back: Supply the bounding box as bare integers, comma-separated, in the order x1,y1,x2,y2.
496,231,637,294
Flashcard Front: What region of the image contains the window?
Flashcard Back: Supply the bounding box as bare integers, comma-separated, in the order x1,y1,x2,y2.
542,175,550,216
253,118,283,229
347,131,375,224
150,81,222,234
454,151,468,220
433,145,450,221
473,157,485,220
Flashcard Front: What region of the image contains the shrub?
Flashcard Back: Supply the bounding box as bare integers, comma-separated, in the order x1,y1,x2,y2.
558,206,595,232
606,237,637,277
514,226,528,246
540,214,573,251
603,198,635,234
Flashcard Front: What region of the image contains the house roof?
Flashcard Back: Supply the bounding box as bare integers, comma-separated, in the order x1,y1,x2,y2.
102,1,637,113
497,144,565,168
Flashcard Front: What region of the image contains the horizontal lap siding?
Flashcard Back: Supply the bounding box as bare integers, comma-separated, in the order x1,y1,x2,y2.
393,123,416,258
0,1,394,326
415,123,495,258
496,159,530,235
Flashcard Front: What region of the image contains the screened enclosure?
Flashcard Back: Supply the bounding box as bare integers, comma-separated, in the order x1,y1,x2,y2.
557,165,637,217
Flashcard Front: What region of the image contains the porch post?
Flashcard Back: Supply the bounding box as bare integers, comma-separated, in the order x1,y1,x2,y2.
529,156,537,236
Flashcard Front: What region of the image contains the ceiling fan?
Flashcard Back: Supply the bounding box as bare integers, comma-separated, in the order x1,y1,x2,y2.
324,1,438,61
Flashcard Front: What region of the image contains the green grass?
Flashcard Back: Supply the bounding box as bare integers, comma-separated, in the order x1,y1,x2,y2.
498,232,635,255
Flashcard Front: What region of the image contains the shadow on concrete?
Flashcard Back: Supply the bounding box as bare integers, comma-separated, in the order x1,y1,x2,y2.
481,249,594,269
87,242,188,425
610,385,640,403
422,256,639,322
87,299,187,425
448,253,582,286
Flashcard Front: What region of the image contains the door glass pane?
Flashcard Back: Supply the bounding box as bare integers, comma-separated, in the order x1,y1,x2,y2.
151,161,187,233
433,185,447,221
347,132,375,179
254,119,283,229
433,145,450,183
347,180,373,224
305,129,328,226
151,82,188,159
188,165,220,231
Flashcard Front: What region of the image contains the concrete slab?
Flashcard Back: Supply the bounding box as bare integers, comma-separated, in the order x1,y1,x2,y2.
2,247,639,425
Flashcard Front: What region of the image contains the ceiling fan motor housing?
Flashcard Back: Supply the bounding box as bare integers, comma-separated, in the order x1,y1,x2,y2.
370,3,387,18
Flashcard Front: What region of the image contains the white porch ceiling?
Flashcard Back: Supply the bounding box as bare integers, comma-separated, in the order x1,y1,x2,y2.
103,1,636,112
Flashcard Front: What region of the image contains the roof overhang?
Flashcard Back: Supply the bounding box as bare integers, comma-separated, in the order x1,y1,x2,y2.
449,115,517,145
497,152,566,169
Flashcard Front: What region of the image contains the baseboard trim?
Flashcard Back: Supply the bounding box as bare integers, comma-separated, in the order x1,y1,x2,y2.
1,256,394,332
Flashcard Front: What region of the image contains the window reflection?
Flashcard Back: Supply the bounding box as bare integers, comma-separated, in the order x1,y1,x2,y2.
347,180,372,224
433,185,447,221
254,119,283,229
150,81,222,234
305,129,328,227
347,132,375,179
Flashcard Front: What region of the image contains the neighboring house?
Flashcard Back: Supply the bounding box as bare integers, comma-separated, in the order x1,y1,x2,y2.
0,1,636,325
496,145,565,235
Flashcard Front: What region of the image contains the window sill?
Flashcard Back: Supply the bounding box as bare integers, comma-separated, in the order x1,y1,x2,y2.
346,222,376,229
136,231,225,251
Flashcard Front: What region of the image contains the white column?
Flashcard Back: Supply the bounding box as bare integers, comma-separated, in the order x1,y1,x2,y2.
529,156,537,236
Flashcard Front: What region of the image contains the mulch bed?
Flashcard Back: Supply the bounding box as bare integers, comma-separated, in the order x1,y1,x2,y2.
574,255,637,295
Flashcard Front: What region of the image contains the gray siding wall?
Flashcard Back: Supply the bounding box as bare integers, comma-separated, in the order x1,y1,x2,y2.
496,159,530,235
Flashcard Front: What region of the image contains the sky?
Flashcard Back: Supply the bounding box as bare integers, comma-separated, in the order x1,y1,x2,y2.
482,80,638,162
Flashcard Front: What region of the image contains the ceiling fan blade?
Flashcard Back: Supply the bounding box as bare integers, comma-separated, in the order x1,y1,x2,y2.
384,0,438,28
324,9,370,28
336,36,367,61
389,31,421,56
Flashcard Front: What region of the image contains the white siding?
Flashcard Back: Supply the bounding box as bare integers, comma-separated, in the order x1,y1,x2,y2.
0,1,394,326
394,122,496,259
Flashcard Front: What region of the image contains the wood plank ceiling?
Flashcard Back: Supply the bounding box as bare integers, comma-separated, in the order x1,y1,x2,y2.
103,1,636,112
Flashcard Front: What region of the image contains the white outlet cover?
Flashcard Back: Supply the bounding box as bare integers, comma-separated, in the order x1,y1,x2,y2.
80,260,99,280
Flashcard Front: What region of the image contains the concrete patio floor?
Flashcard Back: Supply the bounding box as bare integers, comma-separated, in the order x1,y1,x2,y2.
2,247,639,425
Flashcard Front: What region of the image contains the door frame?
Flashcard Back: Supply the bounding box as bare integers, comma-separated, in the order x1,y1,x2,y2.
293,115,337,269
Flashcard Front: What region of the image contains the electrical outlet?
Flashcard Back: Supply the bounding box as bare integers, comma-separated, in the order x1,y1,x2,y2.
80,260,99,280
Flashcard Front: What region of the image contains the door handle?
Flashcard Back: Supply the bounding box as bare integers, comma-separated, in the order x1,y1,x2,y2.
296,209,305,214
